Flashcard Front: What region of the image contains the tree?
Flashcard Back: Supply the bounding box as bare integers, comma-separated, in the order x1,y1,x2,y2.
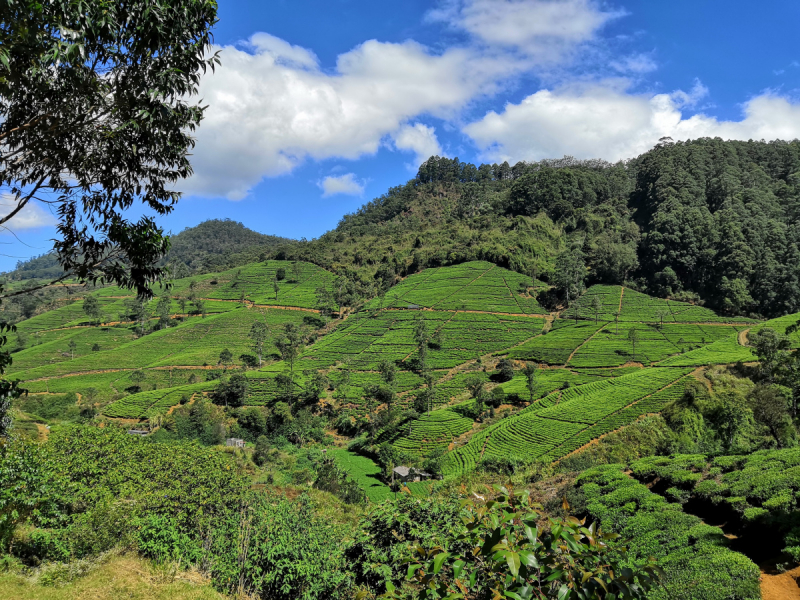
628,327,640,362
192,297,206,317
275,323,303,400
315,286,336,319
522,362,539,403
212,373,248,408
553,247,586,306
67,340,77,359
749,385,793,447
291,261,303,283
177,296,188,315
155,294,171,329
496,358,514,383
750,327,790,382
655,309,668,329
130,369,146,390
249,320,269,366
218,348,233,366
82,295,102,324
378,359,397,390
614,309,621,335
304,370,330,403
591,295,602,324
124,297,149,334
0,0,219,299
84,387,98,404
276,267,286,281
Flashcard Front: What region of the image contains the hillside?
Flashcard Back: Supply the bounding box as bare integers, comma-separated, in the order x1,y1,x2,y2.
8,259,776,480
281,139,800,320
5,140,800,600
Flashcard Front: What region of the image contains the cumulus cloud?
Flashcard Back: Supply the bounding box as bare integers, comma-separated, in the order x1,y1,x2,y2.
391,123,444,167
428,0,624,61
464,81,800,164
318,173,366,197
0,195,56,231
184,34,508,200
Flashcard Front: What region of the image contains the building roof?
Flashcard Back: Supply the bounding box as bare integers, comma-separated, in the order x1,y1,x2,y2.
393,466,432,478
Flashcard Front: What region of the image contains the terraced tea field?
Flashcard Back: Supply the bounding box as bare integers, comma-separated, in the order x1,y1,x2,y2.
366,261,547,315
442,368,693,476
8,260,784,497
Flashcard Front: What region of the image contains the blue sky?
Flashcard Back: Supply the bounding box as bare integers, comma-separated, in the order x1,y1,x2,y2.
4,0,800,271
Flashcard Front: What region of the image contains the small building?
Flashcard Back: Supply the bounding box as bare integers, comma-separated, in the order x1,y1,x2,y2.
407,304,421,310
225,438,245,448
127,429,149,437
392,466,432,483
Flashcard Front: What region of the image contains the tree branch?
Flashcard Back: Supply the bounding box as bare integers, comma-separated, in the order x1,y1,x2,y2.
0,177,47,226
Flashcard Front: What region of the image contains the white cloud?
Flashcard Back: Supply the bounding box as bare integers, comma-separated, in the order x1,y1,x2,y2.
391,123,444,167
611,52,657,74
0,195,56,231
428,0,624,61
184,34,508,200
180,0,628,200
464,81,800,164
318,173,366,197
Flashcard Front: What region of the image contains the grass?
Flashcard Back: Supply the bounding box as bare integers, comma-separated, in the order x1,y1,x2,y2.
0,553,223,600
327,447,391,503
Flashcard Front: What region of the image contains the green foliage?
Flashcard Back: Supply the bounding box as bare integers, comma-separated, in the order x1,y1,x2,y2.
345,492,465,592
208,492,352,599
0,0,220,297
0,437,62,551
313,457,367,504
578,465,761,600
381,486,659,600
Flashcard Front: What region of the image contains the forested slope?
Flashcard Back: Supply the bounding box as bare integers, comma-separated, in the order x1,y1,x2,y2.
282,139,800,319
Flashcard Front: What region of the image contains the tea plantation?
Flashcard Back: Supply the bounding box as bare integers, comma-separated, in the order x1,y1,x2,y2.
7,259,787,489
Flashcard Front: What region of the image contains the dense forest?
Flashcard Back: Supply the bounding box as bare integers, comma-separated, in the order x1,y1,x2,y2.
278,138,800,319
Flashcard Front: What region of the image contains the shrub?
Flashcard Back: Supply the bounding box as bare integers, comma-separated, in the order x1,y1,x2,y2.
209,492,351,599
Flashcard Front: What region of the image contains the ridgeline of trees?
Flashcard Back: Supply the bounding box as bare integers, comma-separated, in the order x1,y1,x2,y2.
278,139,800,319
3,219,292,282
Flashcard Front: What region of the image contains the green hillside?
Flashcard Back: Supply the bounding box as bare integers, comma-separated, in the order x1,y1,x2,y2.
8,256,778,494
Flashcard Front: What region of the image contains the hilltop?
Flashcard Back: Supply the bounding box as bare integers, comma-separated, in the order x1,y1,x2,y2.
283,139,800,319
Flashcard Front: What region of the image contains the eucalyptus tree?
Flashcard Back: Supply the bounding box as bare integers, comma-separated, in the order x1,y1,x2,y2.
249,320,269,366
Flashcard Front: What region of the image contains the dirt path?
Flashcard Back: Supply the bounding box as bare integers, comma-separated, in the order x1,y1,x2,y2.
566,322,607,365
738,328,751,346
762,565,800,600
617,287,625,314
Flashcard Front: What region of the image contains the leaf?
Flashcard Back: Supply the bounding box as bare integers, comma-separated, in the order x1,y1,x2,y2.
407,564,423,580
481,528,504,556
556,584,571,600
433,551,449,574
453,559,466,580
518,550,539,568
506,552,521,578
